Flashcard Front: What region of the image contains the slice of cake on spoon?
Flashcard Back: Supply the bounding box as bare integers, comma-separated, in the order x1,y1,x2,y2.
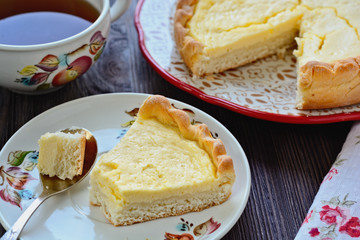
89,95,235,226
37,128,86,180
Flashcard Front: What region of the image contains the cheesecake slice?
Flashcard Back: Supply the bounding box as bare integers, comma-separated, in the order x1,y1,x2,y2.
89,95,235,226
37,130,86,180
174,0,360,109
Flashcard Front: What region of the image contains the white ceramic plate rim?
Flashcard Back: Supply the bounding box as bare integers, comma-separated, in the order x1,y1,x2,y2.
0,93,251,240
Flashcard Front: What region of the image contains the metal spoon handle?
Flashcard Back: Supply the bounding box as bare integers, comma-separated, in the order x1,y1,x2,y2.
1,194,48,240
1,128,97,240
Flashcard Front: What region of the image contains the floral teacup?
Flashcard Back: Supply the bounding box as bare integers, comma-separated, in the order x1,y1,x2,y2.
0,0,131,94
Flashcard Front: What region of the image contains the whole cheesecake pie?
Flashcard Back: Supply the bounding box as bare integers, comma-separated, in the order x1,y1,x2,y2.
174,0,360,109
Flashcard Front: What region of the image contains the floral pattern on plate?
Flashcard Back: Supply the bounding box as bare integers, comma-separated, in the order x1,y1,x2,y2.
136,0,360,120
164,217,221,240
0,151,38,209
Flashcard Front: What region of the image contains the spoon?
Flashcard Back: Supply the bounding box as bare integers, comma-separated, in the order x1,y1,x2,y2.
1,128,98,240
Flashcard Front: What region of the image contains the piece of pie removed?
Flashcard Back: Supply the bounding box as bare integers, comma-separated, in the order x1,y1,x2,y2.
37,130,86,180
89,95,235,226
174,0,360,109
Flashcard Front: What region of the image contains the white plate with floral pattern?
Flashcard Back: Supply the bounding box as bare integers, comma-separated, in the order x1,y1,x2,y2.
0,93,251,240
135,0,360,124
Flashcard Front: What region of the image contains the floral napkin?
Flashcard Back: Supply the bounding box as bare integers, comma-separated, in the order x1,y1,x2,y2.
295,121,360,239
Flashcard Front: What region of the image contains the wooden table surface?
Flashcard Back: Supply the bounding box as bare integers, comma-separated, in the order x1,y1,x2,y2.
0,1,354,239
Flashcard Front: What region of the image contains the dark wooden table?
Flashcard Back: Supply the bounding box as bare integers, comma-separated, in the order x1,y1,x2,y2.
0,1,354,239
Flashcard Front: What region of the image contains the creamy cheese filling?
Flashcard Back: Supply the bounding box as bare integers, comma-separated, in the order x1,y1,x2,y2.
91,117,218,206
187,0,302,57
187,0,360,63
294,7,360,66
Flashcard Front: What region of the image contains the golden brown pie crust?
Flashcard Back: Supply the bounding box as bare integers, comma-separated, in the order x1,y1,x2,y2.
174,0,206,76
138,95,235,183
297,57,360,109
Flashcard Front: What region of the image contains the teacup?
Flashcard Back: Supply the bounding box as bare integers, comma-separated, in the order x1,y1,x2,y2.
0,0,131,94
